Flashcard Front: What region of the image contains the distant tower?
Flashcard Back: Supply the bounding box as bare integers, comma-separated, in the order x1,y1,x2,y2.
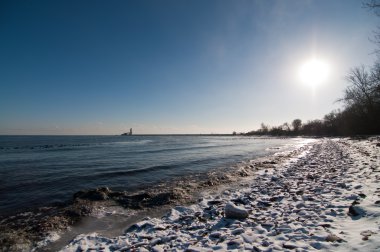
129,128,133,135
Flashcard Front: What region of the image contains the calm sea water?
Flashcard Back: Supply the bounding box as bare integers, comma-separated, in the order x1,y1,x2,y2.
0,135,307,216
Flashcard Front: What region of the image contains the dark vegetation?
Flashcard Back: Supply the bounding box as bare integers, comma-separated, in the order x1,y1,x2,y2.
246,2,380,137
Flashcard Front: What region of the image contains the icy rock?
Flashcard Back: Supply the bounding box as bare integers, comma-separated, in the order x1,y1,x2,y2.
348,205,365,217
271,176,279,181
224,202,249,219
241,233,256,243
150,238,161,246
185,246,202,252
354,184,363,189
310,242,323,250
261,240,270,247
227,239,243,247
231,228,245,235
295,202,306,208
126,220,156,232
152,245,165,252
283,242,297,249
209,232,222,239
360,230,376,236
325,234,343,242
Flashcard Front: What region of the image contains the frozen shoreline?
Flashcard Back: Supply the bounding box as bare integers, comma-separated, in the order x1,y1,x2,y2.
0,137,314,252
59,138,380,251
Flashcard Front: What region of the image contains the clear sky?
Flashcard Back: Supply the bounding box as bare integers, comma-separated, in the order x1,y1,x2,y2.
0,0,378,135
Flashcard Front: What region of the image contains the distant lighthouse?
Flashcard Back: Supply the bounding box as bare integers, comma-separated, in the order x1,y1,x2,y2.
121,128,133,136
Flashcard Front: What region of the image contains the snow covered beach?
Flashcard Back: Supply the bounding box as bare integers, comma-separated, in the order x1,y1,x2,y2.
60,138,380,252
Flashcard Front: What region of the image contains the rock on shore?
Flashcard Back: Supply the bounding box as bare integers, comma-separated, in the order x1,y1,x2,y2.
60,138,380,252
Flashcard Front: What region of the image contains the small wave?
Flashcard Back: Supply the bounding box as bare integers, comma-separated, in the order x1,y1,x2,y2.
110,140,153,145
130,143,237,155
0,143,92,151
266,146,282,151
64,156,228,183
92,164,174,178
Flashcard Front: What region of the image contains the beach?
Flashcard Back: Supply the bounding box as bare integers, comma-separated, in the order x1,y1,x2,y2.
0,136,313,251
2,0,380,251
58,138,380,251
1,137,379,251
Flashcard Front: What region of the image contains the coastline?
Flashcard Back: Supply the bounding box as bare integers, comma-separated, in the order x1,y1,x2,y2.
1,137,379,251
59,138,380,251
0,137,314,251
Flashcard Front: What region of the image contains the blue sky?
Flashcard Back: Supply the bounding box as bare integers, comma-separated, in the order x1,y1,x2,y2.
0,0,378,134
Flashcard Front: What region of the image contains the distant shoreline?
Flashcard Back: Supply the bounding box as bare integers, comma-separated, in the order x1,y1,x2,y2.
0,134,237,137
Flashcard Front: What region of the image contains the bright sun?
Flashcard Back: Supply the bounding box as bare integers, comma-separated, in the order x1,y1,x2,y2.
298,59,330,87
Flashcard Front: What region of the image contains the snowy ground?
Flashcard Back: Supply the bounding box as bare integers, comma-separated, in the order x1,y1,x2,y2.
59,138,380,252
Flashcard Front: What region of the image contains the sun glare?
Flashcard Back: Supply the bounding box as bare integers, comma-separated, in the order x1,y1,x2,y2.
298,59,330,87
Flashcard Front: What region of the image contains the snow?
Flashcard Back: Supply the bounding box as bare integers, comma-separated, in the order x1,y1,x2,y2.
59,138,380,251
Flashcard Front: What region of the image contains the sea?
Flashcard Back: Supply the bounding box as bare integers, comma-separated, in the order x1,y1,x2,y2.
0,135,310,217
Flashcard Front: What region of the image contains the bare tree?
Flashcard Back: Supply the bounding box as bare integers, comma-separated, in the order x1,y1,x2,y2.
282,122,290,132
338,64,380,133
342,66,374,111
260,123,269,134
341,65,380,115
292,119,302,133
364,0,380,15
364,1,380,55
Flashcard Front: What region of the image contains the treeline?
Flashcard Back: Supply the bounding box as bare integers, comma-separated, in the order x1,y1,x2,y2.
246,2,380,137
246,63,380,136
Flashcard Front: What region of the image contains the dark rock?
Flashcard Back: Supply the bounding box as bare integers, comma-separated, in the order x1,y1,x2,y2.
271,176,279,181
352,199,361,205
231,228,244,235
283,242,297,249
227,239,242,247
126,221,155,233
73,187,111,201
207,200,223,206
224,202,248,219
318,223,331,228
358,193,367,198
209,232,222,239
348,205,364,216
296,190,304,195
261,223,274,231
146,192,173,207
337,182,347,189
206,180,214,186
252,246,262,252
231,198,248,205
257,201,272,208
116,192,175,209
269,196,284,202
306,174,314,180
64,205,92,217
263,160,276,165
